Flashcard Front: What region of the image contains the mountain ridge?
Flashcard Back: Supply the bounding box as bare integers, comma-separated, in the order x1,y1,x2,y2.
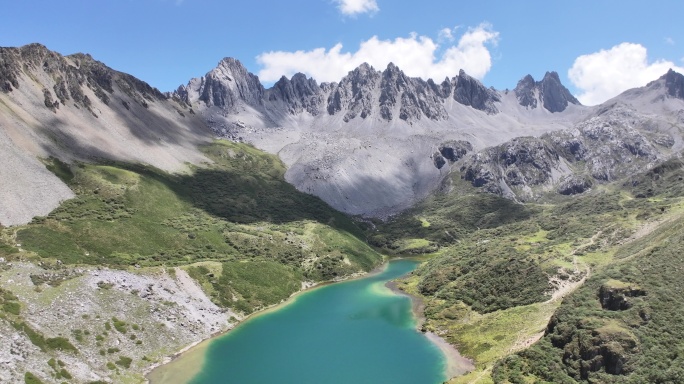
1,43,683,224
178,56,586,217
2,43,684,384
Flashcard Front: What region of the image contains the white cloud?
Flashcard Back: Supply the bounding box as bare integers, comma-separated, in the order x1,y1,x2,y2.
335,0,379,16
438,27,455,42
256,24,499,84
568,42,684,105
665,37,675,45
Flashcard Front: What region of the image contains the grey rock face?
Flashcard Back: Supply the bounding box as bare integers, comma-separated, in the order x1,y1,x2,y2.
514,74,538,109
325,62,449,122
663,69,684,99
433,152,446,169
459,103,672,201
268,73,323,115
194,58,265,110
460,137,562,199
540,71,580,113
0,43,169,114
427,77,453,99
557,175,593,195
514,72,580,112
377,63,447,122
453,69,500,114
439,140,472,162
326,63,380,121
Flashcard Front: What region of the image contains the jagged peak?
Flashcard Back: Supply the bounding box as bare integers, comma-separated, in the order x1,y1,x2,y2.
661,68,684,99
513,70,579,112
453,69,500,114
384,62,402,74
217,57,247,69
209,57,259,82
291,72,311,82
542,71,561,82
517,74,535,85
348,62,378,78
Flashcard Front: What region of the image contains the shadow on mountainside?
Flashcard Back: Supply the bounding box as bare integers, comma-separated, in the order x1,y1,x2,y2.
76,140,369,240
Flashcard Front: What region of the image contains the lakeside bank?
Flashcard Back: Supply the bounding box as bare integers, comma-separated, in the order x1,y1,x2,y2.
385,280,475,380
147,259,471,383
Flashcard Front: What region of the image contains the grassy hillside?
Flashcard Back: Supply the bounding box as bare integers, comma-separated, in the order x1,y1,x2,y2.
378,160,684,383
6,140,382,313
4,136,684,383
492,159,684,383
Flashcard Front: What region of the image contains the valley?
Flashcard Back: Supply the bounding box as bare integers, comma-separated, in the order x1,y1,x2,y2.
1,42,684,383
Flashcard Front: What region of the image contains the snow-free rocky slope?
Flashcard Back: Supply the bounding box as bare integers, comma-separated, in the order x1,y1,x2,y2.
2,42,684,224
0,43,210,225
175,60,587,217
457,70,684,201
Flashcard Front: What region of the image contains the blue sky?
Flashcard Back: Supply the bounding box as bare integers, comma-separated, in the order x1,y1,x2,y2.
1,0,682,105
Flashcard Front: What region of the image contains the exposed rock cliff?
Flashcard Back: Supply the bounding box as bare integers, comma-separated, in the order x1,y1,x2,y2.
457,101,681,201
0,43,211,225
514,71,581,112
453,69,500,114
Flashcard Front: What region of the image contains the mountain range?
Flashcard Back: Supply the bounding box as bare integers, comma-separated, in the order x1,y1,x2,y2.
5,43,682,226
2,43,684,383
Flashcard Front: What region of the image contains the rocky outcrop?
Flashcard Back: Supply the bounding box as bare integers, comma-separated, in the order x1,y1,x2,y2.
188,58,265,111
439,140,472,162
557,175,593,195
458,103,672,200
540,71,580,112
514,74,538,109
663,69,684,99
460,137,567,198
326,63,380,121
268,73,323,115
546,314,638,379
599,280,646,311
514,71,580,112
378,63,448,122
453,69,500,114
432,139,472,169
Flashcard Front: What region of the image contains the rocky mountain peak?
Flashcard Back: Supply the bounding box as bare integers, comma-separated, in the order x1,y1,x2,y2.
514,74,538,109
513,71,580,113
540,71,580,113
377,62,447,121
189,57,264,110
326,63,381,121
453,69,500,114
268,72,322,115
663,69,684,99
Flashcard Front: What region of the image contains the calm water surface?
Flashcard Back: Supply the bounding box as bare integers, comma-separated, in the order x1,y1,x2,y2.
190,259,447,384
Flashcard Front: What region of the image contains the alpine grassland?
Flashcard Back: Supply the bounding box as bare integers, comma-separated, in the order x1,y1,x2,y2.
9,140,383,313
373,160,684,383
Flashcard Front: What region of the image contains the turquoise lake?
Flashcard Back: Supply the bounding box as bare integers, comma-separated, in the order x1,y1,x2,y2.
189,259,448,383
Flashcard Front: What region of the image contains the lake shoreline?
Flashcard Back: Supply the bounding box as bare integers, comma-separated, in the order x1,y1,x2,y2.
144,261,390,383
385,280,475,380
145,259,472,383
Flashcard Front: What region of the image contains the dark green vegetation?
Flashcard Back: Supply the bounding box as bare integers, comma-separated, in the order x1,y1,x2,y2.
491,161,684,384
11,140,381,313
11,321,78,353
5,129,684,382
47,358,72,380
187,261,303,313
376,159,684,383
24,372,44,384
0,287,21,315
369,192,535,254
